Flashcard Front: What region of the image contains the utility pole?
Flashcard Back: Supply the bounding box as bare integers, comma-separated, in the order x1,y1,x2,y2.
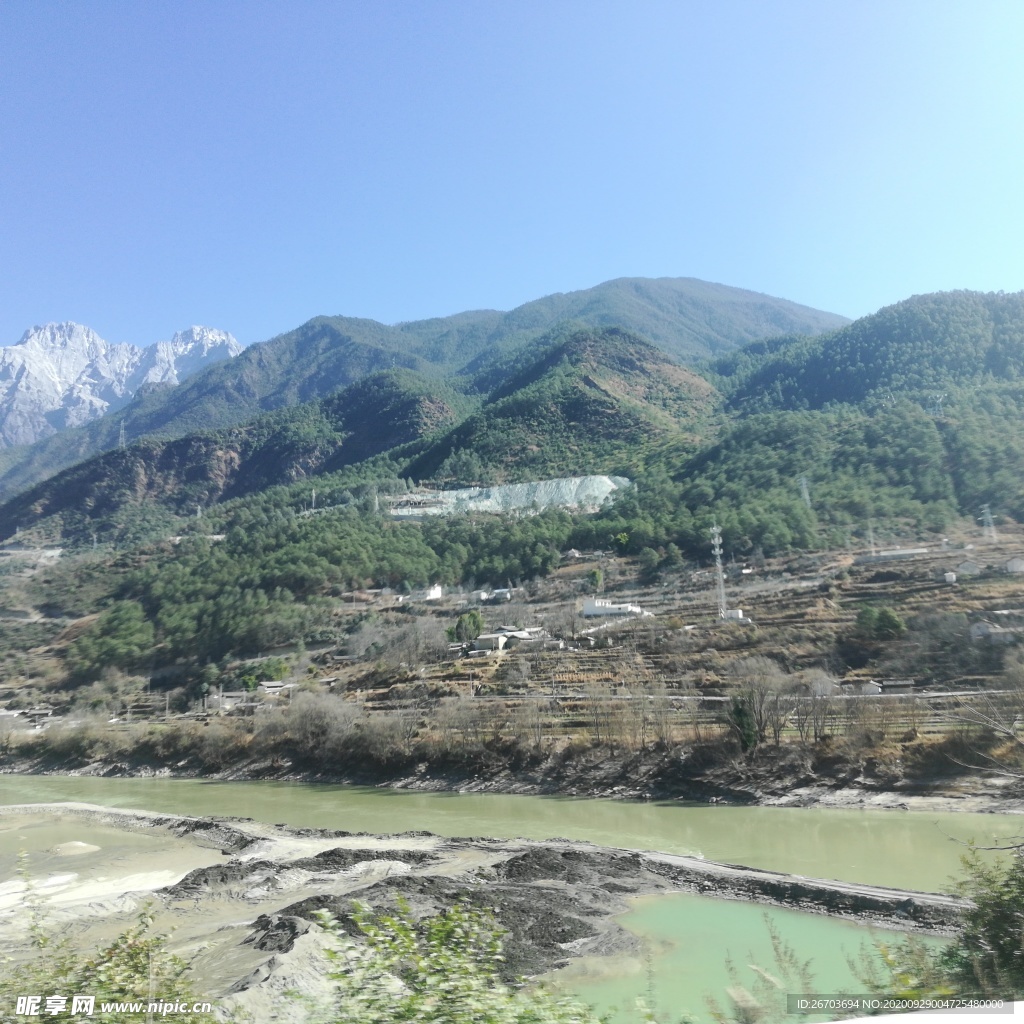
799,474,812,510
710,521,727,620
980,504,998,544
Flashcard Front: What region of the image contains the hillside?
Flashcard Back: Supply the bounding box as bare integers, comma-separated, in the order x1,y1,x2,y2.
0,328,718,546
0,368,475,545
12,288,1024,560
713,290,1024,412
0,278,846,501
13,287,1024,678
409,327,717,483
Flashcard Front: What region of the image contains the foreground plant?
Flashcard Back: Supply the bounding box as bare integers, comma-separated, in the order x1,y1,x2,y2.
310,900,608,1024
0,902,217,1024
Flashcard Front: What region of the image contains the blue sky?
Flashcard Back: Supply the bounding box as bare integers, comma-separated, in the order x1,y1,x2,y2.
2,1,1023,347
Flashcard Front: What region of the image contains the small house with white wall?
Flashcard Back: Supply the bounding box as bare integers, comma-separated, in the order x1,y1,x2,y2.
472,633,507,651
970,621,1022,643
583,598,648,617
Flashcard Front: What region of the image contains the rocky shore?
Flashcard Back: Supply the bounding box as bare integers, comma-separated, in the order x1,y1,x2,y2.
5,739,1024,815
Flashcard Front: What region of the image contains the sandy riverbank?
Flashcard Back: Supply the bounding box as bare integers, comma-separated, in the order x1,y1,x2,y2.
0,801,975,1020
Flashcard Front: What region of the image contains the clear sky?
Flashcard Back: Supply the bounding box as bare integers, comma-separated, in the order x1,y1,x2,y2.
2,1,1023,347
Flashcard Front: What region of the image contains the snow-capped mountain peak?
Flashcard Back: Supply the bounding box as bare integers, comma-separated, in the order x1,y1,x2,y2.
0,321,241,447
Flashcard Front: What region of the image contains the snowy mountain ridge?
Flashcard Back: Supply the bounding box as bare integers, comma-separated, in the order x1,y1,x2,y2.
0,322,241,447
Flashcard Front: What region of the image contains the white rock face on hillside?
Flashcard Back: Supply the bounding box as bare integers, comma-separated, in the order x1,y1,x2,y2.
390,475,632,518
0,322,241,447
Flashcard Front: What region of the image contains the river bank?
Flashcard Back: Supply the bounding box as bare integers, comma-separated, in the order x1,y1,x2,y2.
4,736,1024,815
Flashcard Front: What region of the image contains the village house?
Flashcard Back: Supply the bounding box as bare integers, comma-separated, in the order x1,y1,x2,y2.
582,598,648,617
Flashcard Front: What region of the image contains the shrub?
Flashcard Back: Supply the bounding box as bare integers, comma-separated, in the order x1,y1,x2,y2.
0,902,217,1023
311,901,604,1024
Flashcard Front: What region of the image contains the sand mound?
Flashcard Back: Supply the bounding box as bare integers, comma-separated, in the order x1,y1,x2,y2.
51,841,100,856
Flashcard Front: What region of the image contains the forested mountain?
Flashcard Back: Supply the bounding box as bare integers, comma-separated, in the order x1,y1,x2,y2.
0,328,716,545
9,289,1024,561
407,328,717,483
714,290,1024,411
0,368,470,545
12,287,1024,673
0,278,845,502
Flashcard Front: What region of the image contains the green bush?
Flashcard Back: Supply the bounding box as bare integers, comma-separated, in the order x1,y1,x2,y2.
0,903,217,1024
311,901,606,1024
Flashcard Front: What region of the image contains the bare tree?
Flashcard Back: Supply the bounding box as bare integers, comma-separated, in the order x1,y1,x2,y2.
288,692,362,762
349,616,448,669
646,679,678,747
728,656,798,746
583,680,608,745
944,681,1024,779
511,698,550,749
792,669,837,744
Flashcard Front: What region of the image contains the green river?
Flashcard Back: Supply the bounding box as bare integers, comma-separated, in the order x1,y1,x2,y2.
2,776,1019,1021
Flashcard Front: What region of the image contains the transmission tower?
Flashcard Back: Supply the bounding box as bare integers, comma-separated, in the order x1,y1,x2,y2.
710,521,727,620
118,421,126,450
929,392,947,417
867,519,877,556
980,504,998,543
799,474,812,510
311,488,316,511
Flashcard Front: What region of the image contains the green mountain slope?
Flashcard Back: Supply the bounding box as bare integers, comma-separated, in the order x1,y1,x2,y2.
0,278,846,502
714,290,1024,411
409,327,717,483
0,328,716,545
0,369,469,544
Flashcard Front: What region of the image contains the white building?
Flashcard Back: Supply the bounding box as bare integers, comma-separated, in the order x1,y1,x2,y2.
970,621,1022,643
472,633,507,651
582,598,648,617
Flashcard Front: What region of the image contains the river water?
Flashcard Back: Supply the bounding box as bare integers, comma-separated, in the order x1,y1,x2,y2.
2,776,1016,1021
